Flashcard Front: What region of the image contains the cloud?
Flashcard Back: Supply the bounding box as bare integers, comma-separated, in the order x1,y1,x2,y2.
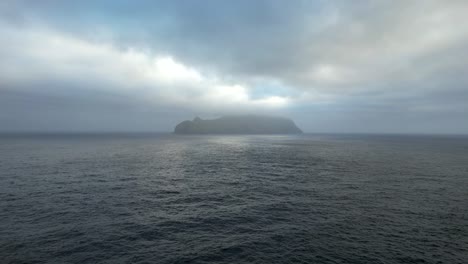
0,23,289,113
1,1,468,133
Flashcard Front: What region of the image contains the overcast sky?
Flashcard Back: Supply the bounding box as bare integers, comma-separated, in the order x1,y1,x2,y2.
1,0,468,133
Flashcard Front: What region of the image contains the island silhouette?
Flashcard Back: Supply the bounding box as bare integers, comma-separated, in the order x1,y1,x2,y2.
174,115,303,134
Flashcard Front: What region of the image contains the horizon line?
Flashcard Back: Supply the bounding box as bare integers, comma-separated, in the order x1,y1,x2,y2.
1,131,467,137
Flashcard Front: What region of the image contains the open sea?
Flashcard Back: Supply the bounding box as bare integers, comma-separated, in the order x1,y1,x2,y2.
0,133,467,264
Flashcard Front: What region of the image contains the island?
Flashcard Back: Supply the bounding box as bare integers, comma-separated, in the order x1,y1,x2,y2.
174,115,303,134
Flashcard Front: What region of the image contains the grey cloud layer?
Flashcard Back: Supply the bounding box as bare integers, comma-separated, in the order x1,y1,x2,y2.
1,1,468,133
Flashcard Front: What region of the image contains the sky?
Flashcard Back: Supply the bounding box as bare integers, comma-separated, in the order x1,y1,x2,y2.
1,0,468,133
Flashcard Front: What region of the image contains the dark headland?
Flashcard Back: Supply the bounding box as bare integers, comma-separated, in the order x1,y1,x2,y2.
174,115,303,134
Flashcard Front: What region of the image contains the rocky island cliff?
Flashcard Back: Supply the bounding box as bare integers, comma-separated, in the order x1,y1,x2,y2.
174,115,303,134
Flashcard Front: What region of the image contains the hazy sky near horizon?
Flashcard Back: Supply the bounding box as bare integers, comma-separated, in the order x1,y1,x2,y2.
1,0,468,133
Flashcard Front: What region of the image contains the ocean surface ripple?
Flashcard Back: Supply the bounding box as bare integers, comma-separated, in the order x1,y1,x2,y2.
1,134,467,263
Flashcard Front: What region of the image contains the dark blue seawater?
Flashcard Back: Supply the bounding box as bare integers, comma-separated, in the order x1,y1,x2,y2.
1,133,467,263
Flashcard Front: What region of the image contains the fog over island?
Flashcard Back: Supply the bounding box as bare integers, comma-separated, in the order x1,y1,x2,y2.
174,115,303,134
1,1,468,134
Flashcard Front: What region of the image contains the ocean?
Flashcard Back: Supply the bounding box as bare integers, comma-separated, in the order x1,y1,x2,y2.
1,133,467,263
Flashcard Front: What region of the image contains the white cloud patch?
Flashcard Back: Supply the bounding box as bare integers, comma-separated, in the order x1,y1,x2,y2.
0,24,289,113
